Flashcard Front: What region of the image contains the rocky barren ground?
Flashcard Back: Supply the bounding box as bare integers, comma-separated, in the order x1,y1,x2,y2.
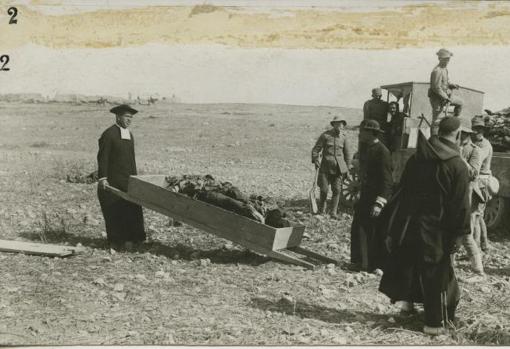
0,103,509,345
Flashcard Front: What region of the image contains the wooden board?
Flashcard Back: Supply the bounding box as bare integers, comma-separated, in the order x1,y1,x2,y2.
0,239,76,257
108,175,305,252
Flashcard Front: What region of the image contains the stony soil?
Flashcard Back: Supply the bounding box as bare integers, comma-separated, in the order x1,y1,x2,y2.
0,103,509,345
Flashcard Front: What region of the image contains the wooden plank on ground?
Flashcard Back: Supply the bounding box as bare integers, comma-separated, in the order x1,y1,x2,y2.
289,246,341,265
0,239,76,257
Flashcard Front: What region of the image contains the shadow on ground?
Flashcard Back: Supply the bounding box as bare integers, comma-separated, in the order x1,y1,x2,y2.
19,230,271,266
249,296,424,333
484,266,510,277
284,198,354,215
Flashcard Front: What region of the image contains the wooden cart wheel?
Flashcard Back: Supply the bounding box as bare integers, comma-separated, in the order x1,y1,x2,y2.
340,170,360,208
484,196,509,230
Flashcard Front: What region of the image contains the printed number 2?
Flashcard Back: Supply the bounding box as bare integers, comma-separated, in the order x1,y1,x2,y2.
8,7,18,24
0,55,10,71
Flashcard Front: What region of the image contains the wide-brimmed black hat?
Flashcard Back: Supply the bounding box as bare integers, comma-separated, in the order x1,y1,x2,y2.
110,104,138,116
330,116,347,126
360,119,384,133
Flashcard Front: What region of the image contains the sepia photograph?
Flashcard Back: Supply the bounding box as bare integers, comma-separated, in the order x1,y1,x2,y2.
0,0,509,345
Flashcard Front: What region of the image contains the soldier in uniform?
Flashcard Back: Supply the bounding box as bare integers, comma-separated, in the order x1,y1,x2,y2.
428,49,463,131
471,116,493,252
459,126,484,276
311,116,353,219
350,119,393,273
97,104,146,250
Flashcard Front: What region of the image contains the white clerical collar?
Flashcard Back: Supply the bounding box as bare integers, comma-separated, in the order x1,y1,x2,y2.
116,123,131,140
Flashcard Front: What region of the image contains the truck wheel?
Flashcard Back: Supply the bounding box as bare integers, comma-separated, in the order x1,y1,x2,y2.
484,197,509,230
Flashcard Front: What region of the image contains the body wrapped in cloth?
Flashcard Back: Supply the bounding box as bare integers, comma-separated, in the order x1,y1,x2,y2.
164,175,292,228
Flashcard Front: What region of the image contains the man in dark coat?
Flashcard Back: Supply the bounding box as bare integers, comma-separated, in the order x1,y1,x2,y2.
379,117,470,335
97,104,146,250
363,87,388,125
311,116,353,219
350,119,393,273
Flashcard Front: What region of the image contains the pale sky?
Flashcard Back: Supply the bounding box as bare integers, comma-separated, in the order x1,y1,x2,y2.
1,44,508,110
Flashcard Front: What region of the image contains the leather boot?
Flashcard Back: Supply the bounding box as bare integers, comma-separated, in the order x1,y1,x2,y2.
329,192,340,219
318,192,328,214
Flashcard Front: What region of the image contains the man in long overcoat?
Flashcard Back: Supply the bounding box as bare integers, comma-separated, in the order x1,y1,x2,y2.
350,119,393,273
379,117,470,335
97,104,146,250
311,116,352,218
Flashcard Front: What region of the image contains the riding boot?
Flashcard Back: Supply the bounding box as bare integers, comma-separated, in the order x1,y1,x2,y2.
318,192,328,214
329,192,340,219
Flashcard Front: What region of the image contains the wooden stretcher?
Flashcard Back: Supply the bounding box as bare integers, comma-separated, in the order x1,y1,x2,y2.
105,175,339,269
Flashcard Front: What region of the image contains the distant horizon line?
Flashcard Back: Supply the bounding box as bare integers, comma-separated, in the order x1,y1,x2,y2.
0,95,362,110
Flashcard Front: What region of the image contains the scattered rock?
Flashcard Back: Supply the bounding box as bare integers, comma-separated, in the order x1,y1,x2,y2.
199,258,211,267
93,278,106,286
388,316,396,324
320,328,329,337
113,283,124,292
375,304,386,313
135,274,147,281
155,270,170,279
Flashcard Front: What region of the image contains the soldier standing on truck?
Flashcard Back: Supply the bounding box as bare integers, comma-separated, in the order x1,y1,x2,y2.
428,49,463,132
459,126,485,276
471,116,493,252
311,116,352,219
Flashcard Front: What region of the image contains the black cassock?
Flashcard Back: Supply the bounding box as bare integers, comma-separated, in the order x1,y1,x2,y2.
379,134,470,328
97,125,145,244
350,140,393,272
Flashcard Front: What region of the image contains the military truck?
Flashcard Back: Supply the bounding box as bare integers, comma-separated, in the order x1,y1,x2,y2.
341,82,510,231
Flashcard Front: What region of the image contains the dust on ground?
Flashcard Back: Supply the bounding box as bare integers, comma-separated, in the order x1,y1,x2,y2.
0,103,509,345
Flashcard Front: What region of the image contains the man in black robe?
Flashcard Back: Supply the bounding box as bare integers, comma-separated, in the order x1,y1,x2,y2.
97,104,146,250
379,117,470,335
350,119,393,273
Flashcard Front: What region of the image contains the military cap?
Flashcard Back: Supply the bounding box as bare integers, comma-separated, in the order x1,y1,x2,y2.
360,119,384,133
372,87,383,96
110,104,138,116
330,116,347,126
436,48,453,58
438,117,461,134
460,125,474,133
471,116,487,129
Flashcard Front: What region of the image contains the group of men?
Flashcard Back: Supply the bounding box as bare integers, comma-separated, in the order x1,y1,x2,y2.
96,48,495,337
310,48,495,335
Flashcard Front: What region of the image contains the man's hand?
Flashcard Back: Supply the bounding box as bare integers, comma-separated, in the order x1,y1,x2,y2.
370,204,382,217
385,236,393,253
314,160,320,170
98,178,109,190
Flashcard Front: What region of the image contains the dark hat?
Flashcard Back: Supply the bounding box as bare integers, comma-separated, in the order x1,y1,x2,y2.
110,104,138,116
436,48,453,58
360,119,384,133
330,116,347,126
460,125,474,134
438,117,461,134
471,116,487,129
